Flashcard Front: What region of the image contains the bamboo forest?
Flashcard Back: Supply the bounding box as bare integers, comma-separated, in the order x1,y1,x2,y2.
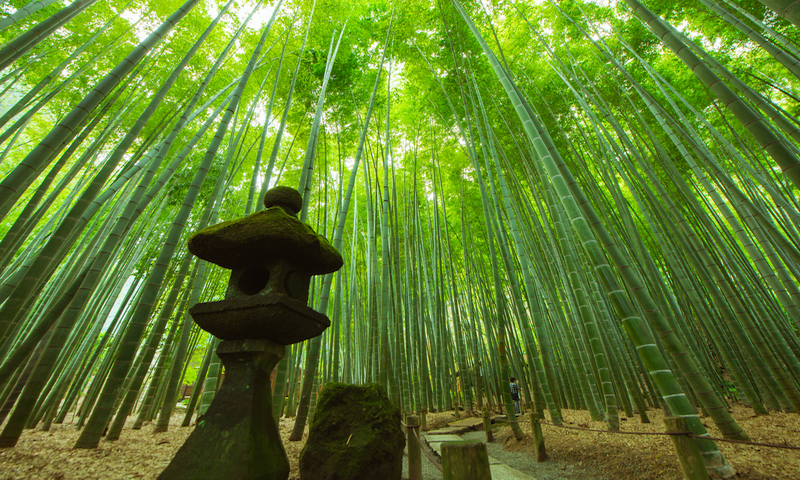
1,0,800,478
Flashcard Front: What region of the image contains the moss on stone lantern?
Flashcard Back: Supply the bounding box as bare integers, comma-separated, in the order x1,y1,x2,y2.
159,186,343,480
186,186,343,345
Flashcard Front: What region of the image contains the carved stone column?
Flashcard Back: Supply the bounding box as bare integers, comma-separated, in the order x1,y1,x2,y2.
159,340,288,480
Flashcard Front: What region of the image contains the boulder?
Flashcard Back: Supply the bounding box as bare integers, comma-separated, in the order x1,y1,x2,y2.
299,383,405,480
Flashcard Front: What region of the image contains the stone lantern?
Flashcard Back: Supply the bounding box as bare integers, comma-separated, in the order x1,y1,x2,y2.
160,186,343,480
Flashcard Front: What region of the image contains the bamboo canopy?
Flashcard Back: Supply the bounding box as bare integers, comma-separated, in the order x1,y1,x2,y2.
0,0,799,476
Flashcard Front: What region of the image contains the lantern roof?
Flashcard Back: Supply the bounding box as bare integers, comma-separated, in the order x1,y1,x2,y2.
188,187,343,274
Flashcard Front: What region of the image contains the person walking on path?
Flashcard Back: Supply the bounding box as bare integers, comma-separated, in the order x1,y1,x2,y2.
509,377,521,415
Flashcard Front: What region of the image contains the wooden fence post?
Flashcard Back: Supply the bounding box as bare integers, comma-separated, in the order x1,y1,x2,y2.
482,409,492,442
441,441,492,480
406,415,422,480
664,416,711,480
529,413,548,462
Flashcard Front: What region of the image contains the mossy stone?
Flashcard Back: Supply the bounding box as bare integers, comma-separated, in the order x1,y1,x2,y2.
299,383,405,480
188,207,343,274
263,186,303,215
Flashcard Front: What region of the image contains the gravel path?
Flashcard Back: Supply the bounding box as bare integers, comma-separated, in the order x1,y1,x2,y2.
462,430,608,480
399,429,608,480
401,436,443,480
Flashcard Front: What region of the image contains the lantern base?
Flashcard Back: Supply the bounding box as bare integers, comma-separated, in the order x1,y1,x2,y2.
159,339,288,480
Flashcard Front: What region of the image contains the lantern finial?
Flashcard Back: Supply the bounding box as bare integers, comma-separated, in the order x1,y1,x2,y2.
264,185,302,216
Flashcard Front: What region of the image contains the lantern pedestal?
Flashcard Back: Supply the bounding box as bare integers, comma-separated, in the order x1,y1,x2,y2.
159,339,288,480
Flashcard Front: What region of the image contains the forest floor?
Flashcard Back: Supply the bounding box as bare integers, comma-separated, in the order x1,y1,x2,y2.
0,404,797,479
486,405,800,480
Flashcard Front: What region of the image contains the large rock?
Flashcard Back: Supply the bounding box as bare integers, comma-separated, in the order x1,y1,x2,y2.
299,383,405,480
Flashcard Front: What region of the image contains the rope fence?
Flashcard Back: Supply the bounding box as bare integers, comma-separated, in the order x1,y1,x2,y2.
537,419,800,451
401,420,443,472
402,412,799,479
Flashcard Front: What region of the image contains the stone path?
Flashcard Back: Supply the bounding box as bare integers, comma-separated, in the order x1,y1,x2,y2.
421,418,537,480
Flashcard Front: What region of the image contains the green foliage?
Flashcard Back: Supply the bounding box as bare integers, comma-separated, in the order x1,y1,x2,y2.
2,0,800,455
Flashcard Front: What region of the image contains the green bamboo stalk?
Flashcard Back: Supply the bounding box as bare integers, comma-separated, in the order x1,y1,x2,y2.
756,0,800,29
73,1,281,449
0,0,192,219
0,0,59,32
451,0,734,474
288,12,391,440
623,0,800,193
0,0,97,72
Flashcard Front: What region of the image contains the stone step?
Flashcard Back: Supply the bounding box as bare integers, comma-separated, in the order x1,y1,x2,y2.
423,434,464,456
427,426,472,435
447,417,484,429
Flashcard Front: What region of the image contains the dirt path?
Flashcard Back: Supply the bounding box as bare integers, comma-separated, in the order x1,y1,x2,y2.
461,430,608,480
400,415,609,480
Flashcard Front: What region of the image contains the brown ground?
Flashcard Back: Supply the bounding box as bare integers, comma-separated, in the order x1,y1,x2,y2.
0,414,312,480
0,404,797,479
495,405,800,479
